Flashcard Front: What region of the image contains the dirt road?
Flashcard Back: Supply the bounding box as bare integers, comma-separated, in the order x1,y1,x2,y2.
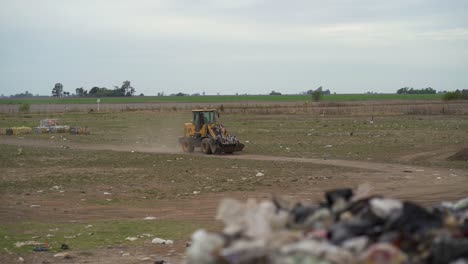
1,136,467,207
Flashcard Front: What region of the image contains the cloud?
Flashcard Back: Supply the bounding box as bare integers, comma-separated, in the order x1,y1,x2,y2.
0,0,467,95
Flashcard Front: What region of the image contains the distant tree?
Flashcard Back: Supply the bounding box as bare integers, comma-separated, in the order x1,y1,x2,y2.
116,80,135,96
270,91,282,95
312,90,322,102
397,87,436,94
443,89,468,100
75,87,87,97
89,87,99,96
175,92,187,96
52,83,63,97
311,86,323,102
139,93,144,96
10,91,34,98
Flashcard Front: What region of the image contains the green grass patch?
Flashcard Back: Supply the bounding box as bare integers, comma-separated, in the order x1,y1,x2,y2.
0,94,443,105
0,220,200,253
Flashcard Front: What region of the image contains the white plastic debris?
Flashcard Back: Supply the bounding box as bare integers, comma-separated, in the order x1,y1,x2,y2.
152,238,173,245
125,237,138,241
187,230,224,263
15,241,42,247
215,198,288,238
256,172,265,177
103,192,111,195
143,216,157,220
370,198,403,219
30,205,40,208
54,252,72,258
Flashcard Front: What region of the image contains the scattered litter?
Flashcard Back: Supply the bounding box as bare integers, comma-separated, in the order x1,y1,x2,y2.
193,191,200,195
255,172,264,177
139,257,151,261
325,144,333,148
85,225,93,228
50,186,61,190
18,257,24,262
33,245,49,252
30,205,40,208
152,238,174,245
126,237,138,241
186,187,468,264
103,192,111,195
54,252,73,259
15,241,42,248
143,216,157,220
121,252,130,257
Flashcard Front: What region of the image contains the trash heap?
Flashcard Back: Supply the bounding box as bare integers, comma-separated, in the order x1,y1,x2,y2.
1,119,90,135
35,119,70,134
186,188,468,264
34,119,89,135
212,124,241,146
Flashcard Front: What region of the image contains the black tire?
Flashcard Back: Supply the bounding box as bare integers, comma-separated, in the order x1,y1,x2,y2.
210,143,220,154
201,138,212,154
182,139,194,153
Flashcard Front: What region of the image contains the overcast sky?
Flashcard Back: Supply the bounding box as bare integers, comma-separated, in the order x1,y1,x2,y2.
1,0,467,96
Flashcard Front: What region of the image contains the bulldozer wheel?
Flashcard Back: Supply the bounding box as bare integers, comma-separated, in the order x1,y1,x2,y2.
201,138,212,154
182,139,194,153
210,143,220,154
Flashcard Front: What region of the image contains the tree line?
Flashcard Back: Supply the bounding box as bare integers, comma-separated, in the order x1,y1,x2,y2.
52,81,136,97
396,87,436,94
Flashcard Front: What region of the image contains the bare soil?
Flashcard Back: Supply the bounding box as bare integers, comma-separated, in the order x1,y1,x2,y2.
449,147,468,161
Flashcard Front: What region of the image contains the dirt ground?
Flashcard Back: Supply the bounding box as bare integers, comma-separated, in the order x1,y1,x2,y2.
1,112,468,263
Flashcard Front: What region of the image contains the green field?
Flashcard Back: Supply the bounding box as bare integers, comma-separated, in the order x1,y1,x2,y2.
0,93,443,105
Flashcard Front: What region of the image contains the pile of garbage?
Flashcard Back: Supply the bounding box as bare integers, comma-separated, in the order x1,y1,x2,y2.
34,119,70,134
1,119,90,135
212,124,241,146
34,119,89,135
186,187,468,264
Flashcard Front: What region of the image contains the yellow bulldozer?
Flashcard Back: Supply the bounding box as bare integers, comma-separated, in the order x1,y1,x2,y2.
179,109,244,154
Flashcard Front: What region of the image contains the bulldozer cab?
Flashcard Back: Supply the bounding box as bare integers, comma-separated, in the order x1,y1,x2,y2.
192,109,218,132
